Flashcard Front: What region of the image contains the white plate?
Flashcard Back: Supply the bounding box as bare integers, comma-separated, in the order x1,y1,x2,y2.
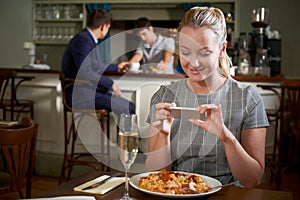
129,171,222,198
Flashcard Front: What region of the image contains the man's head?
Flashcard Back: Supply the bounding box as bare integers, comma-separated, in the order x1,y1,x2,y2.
87,9,112,39
134,17,156,45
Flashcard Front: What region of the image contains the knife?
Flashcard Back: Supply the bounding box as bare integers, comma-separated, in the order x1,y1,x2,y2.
82,172,122,190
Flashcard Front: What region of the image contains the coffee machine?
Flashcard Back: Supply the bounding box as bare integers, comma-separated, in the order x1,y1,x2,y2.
250,7,281,76
251,7,269,50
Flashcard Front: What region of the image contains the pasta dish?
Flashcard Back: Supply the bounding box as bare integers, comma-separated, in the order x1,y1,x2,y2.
138,169,211,194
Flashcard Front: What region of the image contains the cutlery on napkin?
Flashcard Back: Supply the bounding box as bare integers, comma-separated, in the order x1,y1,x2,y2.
82,173,121,190
73,173,125,195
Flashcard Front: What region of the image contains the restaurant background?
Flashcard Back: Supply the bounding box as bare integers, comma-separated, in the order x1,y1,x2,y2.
0,0,300,78
0,0,299,178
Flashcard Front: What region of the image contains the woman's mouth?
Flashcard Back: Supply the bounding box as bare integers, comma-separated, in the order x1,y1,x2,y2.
189,66,204,74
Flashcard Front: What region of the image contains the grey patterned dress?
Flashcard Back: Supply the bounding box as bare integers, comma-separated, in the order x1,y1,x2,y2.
148,78,269,184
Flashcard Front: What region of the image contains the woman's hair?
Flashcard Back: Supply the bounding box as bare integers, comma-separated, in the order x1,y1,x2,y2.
178,7,232,77
87,9,112,29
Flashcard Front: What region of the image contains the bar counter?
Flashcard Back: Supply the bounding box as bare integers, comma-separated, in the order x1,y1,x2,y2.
3,67,284,83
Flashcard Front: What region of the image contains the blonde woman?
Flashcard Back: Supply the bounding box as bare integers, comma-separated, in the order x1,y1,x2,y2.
145,7,268,188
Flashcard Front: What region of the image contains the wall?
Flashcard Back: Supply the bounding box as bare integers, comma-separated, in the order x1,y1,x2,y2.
0,0,299,78
0,0,32,68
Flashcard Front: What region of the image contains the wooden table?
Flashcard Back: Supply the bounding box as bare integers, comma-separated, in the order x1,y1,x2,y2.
40,171,293,200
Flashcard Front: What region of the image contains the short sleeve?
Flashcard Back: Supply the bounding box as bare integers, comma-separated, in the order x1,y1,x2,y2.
146,85,176,124
242,86,269,130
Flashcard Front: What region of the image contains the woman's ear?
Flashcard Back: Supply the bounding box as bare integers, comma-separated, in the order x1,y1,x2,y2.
219,41,228,58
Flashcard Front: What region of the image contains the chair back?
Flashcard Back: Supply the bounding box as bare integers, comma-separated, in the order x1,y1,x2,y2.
59,72,91,112
59,72,74,112
132,83,161,127
0,117,38,198
131,83,161,153
280,79,300,177
281,79,300,118
0,69,16,104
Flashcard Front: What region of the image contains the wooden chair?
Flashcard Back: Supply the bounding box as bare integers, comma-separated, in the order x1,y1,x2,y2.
258,79,300,189
0,68,34,121
59,74,111,184
279,79,300,180
0,117,38,199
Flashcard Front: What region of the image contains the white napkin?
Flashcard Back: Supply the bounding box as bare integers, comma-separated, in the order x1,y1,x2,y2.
25,196,96,200
73,175,125,195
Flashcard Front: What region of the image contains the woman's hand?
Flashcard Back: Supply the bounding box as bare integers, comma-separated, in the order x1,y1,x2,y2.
189,104,228,140
151,102,175,135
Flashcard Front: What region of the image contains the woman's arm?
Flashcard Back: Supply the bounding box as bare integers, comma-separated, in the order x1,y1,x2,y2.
145,124,172,171
223,127,266,187
145,103,173,171
189,104,266,187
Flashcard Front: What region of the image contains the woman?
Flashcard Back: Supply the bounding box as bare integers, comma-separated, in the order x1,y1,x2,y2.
145,7,268,188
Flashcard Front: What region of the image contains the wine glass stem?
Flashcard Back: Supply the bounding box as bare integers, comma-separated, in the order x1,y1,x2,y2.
123,167,129,198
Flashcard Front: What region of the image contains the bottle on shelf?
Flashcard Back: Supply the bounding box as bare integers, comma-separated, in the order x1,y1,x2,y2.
254,48,270,76
237,49,252,76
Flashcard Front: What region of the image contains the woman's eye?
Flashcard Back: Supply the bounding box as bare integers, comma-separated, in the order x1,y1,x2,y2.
199,51,210,57
181,52,190,56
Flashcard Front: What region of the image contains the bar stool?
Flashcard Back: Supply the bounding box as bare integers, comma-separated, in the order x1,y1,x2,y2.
0,68,34,121
59,74,111,184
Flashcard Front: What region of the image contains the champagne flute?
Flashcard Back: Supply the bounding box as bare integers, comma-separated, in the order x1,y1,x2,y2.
117,113,139,200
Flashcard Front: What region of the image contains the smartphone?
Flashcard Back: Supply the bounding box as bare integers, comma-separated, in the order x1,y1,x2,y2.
169,107,206,120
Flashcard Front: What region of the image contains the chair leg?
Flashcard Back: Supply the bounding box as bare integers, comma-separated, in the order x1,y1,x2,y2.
67,120,76,181
106,113,110,171
18,189,24,199
3,108,7,120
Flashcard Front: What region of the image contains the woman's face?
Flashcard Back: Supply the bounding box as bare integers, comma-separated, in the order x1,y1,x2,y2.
179,26,222,82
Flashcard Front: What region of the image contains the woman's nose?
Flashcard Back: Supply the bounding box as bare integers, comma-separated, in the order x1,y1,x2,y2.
191,57,200,67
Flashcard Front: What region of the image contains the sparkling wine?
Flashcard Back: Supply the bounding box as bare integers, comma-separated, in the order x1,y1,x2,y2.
118,131,138,169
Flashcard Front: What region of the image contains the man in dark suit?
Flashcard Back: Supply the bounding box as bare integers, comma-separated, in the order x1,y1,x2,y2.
61,9,134,115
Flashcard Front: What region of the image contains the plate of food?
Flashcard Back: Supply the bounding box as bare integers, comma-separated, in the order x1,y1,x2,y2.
129,169,222,198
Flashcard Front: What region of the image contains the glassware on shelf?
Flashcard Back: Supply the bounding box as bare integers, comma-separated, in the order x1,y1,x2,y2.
40,25,47,40
51,25,57,40
43,4,52,19
35,4,43,19
46,26,52,40
63,26,70,41
117,113,139,200
33,3,83,44
34,26,41,40
52,5,60,19
57,26,63,40
63,4,71,19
